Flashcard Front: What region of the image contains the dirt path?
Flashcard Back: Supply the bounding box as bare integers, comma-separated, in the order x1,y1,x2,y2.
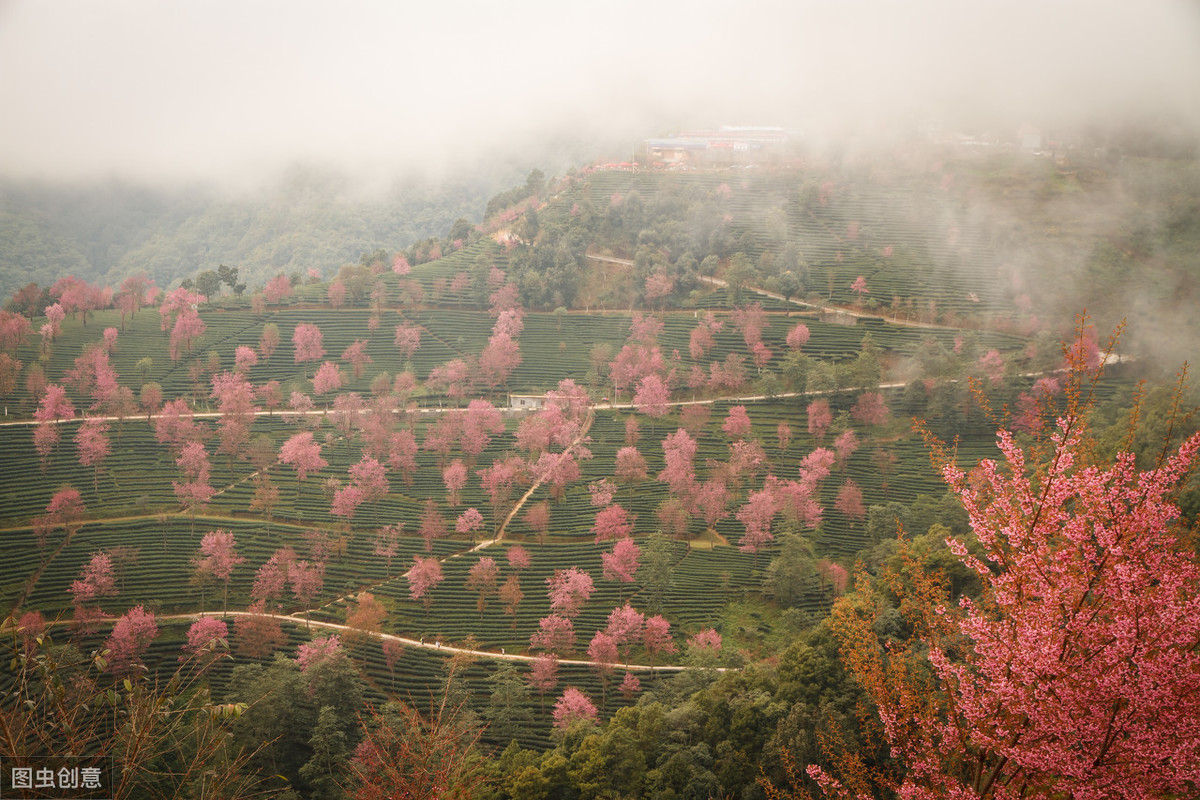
153,610,728,673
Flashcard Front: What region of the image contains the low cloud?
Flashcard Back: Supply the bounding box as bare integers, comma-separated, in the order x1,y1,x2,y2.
0,0,1197,187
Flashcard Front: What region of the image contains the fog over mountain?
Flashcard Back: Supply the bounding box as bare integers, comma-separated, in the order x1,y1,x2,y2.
1,0,1198,188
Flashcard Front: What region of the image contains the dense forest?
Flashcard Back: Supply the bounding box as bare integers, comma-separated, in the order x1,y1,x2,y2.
2,136,1199,800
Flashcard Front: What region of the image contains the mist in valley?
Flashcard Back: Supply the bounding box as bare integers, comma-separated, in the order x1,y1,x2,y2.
1,0,1198,357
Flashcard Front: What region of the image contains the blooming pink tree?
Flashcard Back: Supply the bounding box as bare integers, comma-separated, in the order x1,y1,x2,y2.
619,671,641,701
312,361,344,396
552,688,598,731
288,560,324,628
405,556,444,611
528,653,559,703
588,478,617,507
737,487,779,558
850,275,869,305
280,431,327,484
786,323,811,350
174,441,214,532
443,460,468,505
834,429,859,469
686,628,722,666
813,418,1200,798
588,630,619,697
341,339,373,380
75,417,111,493
659,428,697,496
182,617,229,664
292,323,325,374
614,446,648,483
296,634,342,672
69,551,117,621
722,405,753,440
605,603,646,664
633,374,671,420
833,478,866,524
592,503,634,543
264,275,293,304
602,537,641,586
35,486,85,555
807,399,833,442
455,507,486,541
506,544,531,572
197,530,245,614
642,614,677,664
419,499,448,553
851,391,890,427
530,615,575,654
546,567,594,618
106,605,158,677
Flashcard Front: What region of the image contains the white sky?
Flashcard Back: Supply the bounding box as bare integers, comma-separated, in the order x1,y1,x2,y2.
1,0,1197,185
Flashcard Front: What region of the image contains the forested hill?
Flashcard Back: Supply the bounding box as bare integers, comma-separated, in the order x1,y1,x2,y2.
0,167,511,300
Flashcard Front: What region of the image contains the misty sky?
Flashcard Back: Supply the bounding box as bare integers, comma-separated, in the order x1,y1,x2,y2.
1,0,1198,185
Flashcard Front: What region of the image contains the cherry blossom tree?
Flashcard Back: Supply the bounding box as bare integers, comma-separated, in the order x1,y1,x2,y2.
523,500,552,547
465,556,499,616
659,428,697,496
592,503,634,542
850,275,869,305
507,545,531,572
258,322,280,361
382,638,404,690
460,399,504,461
182,617,229,664
528,653,559,704
604,603,646,664
372,524,402,578
777,421,793,450
174,441,214,532
722,405,753,440
264,275,293,304
288,559,324,628
419,499,448,553
292,323,325,374
196,530,244,614
69,551,116,625
342,339,373,380
807,399,833,442
834,429,859,469
851,391,890,427
786,323,811,350
442,460,467,505
633,374,671,420
35,486,85,554
614,446,648,483
812,418,1200,799
388,429,419,485
530,615,576,654
546,567,594,618
106,605,157,677
833,478,865,524
737,487,779,558
405,556,444,611
642,614,677,667
619,671,641,701
280,431,327,484
75,417,111,493
601,537,641,586
312,361,344,396
234,600,286,658
455,507,485,541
